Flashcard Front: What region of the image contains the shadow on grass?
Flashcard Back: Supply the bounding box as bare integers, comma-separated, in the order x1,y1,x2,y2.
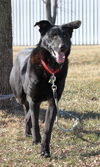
1,98,100,121
58,110,100,142
3,98,100,120
1,100,100,159
4,105,100,121
1,99,100,138
58,110,100,120
80,150,100,157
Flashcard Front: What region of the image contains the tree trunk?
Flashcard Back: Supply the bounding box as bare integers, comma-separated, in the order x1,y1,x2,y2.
0,0,13,108
46,0,58,24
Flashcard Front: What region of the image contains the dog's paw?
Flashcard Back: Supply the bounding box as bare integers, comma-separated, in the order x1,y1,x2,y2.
41,151,50,158
32,140,41,145
25,131,32,137
32,136,41,145
41,144,50,158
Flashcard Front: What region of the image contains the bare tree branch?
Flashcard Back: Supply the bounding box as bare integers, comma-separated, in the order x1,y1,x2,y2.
52,0,58,24
43,0,58,24
42,0,46,4
46,0,52,23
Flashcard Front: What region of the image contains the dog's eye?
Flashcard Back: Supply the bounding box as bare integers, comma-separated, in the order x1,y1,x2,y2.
51,32,58,38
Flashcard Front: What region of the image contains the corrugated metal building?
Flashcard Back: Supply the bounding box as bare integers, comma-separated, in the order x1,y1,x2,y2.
11,0,100,46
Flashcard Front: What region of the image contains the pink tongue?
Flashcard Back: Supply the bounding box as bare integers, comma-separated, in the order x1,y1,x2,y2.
56,52,65,63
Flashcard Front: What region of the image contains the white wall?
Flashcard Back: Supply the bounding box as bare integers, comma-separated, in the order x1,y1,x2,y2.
11,0,100,46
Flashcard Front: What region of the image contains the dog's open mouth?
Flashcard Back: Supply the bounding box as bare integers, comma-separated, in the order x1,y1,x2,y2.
52,51,65,64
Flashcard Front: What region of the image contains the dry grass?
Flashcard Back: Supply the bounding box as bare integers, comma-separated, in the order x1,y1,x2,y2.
0,45,100,167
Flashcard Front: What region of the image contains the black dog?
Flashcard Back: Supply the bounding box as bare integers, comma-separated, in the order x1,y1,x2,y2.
10,20,81,157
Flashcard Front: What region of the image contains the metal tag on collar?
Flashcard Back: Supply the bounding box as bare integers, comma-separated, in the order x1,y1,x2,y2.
48,74,56,85
49,74,57,95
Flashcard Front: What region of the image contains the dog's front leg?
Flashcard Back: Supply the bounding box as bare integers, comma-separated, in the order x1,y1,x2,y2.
27,96,41,144
41,99,57,157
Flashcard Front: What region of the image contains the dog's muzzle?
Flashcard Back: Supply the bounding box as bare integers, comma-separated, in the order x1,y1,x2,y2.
52,50,65,64
51,44,67,64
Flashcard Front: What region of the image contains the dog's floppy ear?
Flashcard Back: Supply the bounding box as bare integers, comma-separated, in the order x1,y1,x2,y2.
62,20,81,38
34,20,53,36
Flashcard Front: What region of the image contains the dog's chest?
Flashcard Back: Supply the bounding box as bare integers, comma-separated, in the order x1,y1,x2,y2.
27,74,61,102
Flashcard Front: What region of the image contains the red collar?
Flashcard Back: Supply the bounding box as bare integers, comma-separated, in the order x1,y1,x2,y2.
41,59,60,75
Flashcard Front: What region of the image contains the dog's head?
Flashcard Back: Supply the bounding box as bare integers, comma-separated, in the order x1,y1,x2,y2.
35,20,81,64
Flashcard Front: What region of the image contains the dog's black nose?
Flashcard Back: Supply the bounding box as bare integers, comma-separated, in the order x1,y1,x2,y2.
60,44,66,52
